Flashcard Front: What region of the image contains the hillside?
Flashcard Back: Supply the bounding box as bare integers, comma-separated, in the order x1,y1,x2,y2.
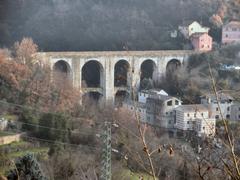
0,0,218,51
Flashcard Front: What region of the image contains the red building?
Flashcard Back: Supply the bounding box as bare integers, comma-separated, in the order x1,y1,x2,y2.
190,33,212,52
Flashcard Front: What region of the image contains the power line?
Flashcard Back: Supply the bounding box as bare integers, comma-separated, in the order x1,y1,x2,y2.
3,130,100,151
12,121,96,136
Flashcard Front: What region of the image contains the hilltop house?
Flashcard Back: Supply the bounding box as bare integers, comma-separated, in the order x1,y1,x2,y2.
179,21,210,38
190,33,213,51
222,21,240,45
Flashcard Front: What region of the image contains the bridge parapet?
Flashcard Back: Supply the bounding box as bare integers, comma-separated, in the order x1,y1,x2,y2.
81,87,103,94
114,86,131,94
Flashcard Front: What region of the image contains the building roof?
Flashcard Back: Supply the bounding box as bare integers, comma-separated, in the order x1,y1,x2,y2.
180,20,197,27
224,21,240,27
201,92,234,101
140,89,168,96
175,104,208,112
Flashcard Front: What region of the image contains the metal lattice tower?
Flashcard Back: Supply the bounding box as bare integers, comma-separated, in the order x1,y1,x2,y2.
100,122,111,180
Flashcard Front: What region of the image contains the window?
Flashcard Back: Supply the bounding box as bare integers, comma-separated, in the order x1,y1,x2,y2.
238,115,240,119
194,113,196,117
227,107,230,111
170,112,173,115
187,113,190,117
215,115,219,119
225,34,228,38
139,109,141,112
238,107,240,111
175,100,179,105
166,112,168,115
203,127,205,130
201,113,204,117
216,107,219,111
187,121,190,124
201,45,204,48
167,100,172,106
168,120,172,124
226,114,230,119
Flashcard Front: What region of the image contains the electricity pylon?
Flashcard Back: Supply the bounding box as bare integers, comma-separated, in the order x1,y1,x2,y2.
100,121,111,180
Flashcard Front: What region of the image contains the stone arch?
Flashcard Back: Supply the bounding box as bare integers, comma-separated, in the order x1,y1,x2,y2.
140,59,157,90
81,60,104,88
166,59,181,75
53,60,72,83
115,90,130,107
114,59,130,87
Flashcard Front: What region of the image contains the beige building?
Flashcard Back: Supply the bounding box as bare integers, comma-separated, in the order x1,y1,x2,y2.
194,118,215,137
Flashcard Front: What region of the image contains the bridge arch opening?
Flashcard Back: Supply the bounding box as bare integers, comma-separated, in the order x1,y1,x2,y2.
115,90,129,107
82,60,104,88
166,59,181,77
82,92,103,105
114,60,130,87
140,60,156,90
53,60,72,83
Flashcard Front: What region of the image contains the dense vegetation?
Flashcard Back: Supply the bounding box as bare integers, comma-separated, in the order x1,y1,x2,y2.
0,0,219,51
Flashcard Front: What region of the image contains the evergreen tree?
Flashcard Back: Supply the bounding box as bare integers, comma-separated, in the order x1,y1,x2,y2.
7,154,47,180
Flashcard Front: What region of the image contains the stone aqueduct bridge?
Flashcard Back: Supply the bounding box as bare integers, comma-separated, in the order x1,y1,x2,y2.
37,50,195,104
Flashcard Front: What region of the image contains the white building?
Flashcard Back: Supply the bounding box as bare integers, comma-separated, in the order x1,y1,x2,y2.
138,89,168,104
174,104,215,137
200,92,233,120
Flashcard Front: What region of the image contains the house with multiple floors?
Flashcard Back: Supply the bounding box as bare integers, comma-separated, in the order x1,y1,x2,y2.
200,92,234,120
123,89,222,137
222,21,240,45
190,33,213,51
146,94,182,128
174,104,215,137
179,21,212,51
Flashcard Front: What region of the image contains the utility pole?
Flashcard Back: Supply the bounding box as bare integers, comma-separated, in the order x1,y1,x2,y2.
100,121,111,180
